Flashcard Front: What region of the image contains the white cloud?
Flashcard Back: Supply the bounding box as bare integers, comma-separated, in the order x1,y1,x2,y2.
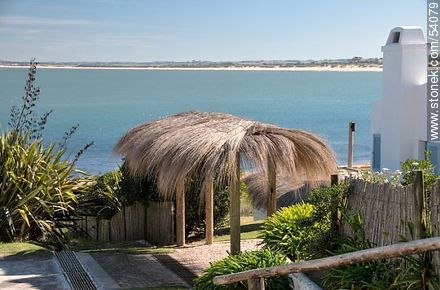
0,16,100,26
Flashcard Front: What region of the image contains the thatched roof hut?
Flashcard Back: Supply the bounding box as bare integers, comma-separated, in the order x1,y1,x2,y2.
243,173,327,210
115,111,337,252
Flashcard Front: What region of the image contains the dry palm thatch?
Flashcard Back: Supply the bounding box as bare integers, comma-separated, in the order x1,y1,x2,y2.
114,111,337,201
243,173,328,209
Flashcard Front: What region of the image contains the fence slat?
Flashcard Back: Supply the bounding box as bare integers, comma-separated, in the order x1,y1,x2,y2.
431,179,440,277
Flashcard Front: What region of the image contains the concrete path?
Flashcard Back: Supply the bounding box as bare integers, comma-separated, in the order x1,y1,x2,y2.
0,254,70,290
91,252,189,289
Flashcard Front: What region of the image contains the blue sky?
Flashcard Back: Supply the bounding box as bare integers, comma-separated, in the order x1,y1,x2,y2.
0,0,426,62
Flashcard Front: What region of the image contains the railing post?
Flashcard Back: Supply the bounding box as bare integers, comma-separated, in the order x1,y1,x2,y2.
248,277,265,290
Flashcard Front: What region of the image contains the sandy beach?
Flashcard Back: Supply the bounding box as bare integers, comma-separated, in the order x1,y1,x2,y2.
0,65,382,72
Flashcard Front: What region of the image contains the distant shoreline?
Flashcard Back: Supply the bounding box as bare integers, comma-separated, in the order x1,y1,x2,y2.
0,65,382,72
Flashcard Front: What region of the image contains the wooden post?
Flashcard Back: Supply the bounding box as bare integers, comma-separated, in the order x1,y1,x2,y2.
330,174,340,232
267,159,277,217
176,181,186,246
205,178,214,245
248,277,265,290
331,174,339,186
413,170,425,239
348,122,355,168
230,153,241,255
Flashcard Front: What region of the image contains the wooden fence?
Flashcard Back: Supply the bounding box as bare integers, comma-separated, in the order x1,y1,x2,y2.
343,174,440,275
431,180,440,277
77,201,175,246
342,178,420,245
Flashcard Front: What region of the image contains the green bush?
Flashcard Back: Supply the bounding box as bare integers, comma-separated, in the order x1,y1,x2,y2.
0,60,89,246
321,214,440,290
260,203,330,260
321,213,395,289
307,182,348,227
184,180,230,237
0,132,81,244
193,249,290,290
401,151,437,190
76,170,122,219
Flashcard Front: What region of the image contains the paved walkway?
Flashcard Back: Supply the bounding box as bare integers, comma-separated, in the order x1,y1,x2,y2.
91,252,189,289
0,240,261,289
0,254,70,290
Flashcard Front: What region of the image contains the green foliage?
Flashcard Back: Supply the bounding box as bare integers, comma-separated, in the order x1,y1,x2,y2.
117,162,159,205
401,151,437,190
321,213,396,289
321,214,440,290
77,170,122,219
307,182,348,222
184,180,230,237
392,223,440,290
0,132,81,244
193,249,290,290
260,203,330,260
0,60,91,246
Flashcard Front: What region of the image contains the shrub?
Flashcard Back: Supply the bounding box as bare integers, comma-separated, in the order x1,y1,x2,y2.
0,132,81,244
0,60,91,246
401,151,437,190
321,213,395,289
184,180,230,237
260,203,330,260
193,249,290,290
76,170,122,219
307,182,348,225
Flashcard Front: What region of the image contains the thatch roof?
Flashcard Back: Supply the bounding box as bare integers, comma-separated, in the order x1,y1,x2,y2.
243,173,328,209
115,111,337,200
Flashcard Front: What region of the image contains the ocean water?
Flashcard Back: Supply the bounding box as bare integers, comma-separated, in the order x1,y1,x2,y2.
0,68,381,174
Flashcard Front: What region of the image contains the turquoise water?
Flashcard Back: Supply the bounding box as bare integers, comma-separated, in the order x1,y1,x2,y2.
0,68,381,174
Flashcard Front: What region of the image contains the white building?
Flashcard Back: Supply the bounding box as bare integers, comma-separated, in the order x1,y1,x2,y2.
371,26,439,172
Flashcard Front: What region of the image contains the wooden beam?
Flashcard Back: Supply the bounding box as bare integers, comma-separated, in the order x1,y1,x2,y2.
176,182,185,246
205,178,214,245
230,153,241,255
213,237,440,285
267,159,276,217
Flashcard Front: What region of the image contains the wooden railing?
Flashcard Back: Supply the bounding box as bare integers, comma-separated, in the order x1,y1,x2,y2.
213,237,440,290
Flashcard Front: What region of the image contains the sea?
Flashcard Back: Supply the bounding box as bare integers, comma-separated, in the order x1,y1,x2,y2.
0,68,382,175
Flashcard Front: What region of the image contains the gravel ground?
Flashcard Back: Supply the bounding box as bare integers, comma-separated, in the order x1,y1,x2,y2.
168,239,262,274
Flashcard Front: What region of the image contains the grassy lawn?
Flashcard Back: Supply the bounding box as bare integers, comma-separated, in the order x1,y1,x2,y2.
214,216,263,242
68,239,175,255
0,242,50,258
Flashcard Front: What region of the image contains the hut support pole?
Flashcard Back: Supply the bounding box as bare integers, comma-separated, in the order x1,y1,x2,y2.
230,154,241,254
176,182,185,246
205,179,214,245
267,159,276,216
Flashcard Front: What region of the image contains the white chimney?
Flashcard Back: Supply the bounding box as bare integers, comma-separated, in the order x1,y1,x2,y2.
371,26,427,171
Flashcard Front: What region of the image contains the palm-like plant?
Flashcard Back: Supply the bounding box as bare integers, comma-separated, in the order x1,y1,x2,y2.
0,60,90,245
0,132,81,243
